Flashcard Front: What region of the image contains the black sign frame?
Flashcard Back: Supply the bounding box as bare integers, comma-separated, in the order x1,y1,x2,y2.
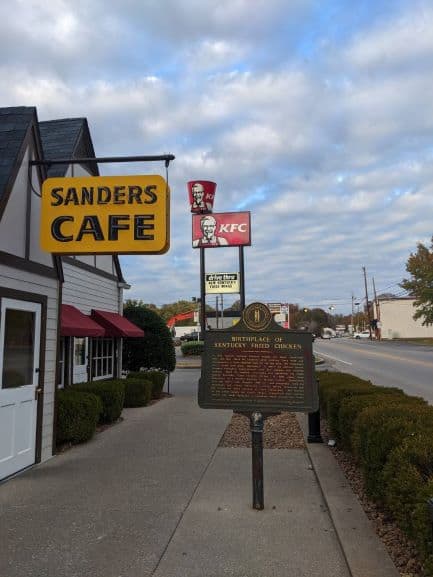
198,303,318,413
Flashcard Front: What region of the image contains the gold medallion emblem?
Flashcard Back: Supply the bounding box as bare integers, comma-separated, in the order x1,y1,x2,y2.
243,302,272,331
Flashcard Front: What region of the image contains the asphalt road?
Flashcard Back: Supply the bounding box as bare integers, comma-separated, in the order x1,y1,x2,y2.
314,337,433,404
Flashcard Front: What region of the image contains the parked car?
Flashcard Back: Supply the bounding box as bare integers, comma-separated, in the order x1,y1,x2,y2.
180,331,201,342
353,330,374,339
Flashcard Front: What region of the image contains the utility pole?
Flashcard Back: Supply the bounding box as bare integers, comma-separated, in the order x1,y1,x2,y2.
215,295,219,329
372,277,381,341
363,266,373,340
351,293,354,335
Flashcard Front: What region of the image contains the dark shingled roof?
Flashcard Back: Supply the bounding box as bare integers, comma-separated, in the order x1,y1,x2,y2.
39,117,99,177
0,106,37,202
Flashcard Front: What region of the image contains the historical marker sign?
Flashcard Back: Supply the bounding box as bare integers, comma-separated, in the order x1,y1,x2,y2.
199,302,318,413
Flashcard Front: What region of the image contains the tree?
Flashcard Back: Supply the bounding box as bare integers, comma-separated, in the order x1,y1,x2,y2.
123,301,176,372
292,307,331,334
400,236,433,326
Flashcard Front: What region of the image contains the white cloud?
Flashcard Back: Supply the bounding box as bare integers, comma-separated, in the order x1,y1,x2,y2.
2,0,433,311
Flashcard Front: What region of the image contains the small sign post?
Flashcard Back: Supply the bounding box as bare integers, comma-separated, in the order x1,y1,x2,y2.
199,302,317,509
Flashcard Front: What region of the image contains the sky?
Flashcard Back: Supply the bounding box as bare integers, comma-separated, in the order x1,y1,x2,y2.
2,0,433,314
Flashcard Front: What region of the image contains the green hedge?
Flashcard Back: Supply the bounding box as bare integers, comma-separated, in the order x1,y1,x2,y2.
318,371,371,412
354,402,433,502
56,389,102,445
320,381,373,438
337,389,407,452
127,370,166,399
383,434,433,573
74,380,125,424
124,378,153,407
181,341,204,356
318,368,433,573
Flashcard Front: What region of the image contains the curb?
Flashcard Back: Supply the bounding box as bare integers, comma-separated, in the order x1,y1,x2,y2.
297,414,400,577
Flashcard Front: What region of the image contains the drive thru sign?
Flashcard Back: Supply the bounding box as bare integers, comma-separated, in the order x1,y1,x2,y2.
40,175,169,254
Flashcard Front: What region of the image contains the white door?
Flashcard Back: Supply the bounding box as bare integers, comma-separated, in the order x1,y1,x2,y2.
0,299,41,480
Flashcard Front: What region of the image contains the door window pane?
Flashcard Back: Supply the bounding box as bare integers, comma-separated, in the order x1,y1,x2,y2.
2,309,35,388
74,338,86,366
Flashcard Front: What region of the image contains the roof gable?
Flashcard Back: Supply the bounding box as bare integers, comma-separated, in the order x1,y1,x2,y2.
0,106,38,205
39,117,99,177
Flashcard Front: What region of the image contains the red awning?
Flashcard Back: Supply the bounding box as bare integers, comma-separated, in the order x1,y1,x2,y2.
91,309,144,338
61,305,105,337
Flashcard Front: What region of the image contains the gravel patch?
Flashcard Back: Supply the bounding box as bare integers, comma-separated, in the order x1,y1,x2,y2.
219,411,305,449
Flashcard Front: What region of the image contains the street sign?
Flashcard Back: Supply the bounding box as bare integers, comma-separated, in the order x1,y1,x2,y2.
267,302,281,314
205,273,240,294
40,175,169,254
199,303,317,413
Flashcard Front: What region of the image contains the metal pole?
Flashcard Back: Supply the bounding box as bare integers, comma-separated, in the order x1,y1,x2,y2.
363,266,373,339
239,247,246,311
216,296,219,329
30,154,175,166
200,248,206,337
221,294,224,328
250,411,264,510
308,410,323,443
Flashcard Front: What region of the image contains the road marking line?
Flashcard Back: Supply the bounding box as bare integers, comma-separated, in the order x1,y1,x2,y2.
323,343,433,368
317,352,352,366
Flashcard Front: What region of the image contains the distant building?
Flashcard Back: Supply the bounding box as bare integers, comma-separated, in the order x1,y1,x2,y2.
373,297,433,339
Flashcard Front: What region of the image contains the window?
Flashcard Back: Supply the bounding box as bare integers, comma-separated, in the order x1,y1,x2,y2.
74,338,86,366
92,338,114,380
2,309,36,388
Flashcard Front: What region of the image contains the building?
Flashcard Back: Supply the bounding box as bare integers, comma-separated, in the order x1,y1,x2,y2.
0,106,143,481
374,297,433,340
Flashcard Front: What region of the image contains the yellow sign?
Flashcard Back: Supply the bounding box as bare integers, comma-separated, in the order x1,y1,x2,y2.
40,175,169,254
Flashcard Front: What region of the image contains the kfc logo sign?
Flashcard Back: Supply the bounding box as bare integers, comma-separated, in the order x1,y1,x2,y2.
187,180,216,214
192,211,251,248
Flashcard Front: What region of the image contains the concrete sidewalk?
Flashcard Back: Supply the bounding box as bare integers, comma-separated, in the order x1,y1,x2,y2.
0,368,398,577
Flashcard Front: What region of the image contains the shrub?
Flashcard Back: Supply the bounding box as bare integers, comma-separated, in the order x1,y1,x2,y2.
322,382,374,438
318,371,371,412
382,433,433,572
124,378,153,407
337,388,408,453
181,341,204,356
128,369,166,399
123,302,176,373
353,402,433,502
56,389,102,445
74,380,125,424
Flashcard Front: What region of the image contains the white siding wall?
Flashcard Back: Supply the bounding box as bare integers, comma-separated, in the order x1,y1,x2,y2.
29,160,53,267
62,261,120,313
0,264,58,462
0,148,29,257
379,299,433,339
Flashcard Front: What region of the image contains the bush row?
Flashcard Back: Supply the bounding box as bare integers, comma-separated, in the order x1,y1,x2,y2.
56,370,166,447
181,341,204,356
318,371,433,573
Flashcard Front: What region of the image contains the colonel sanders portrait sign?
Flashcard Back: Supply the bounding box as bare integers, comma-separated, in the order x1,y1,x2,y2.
192,211,251,248
187,181,216,214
